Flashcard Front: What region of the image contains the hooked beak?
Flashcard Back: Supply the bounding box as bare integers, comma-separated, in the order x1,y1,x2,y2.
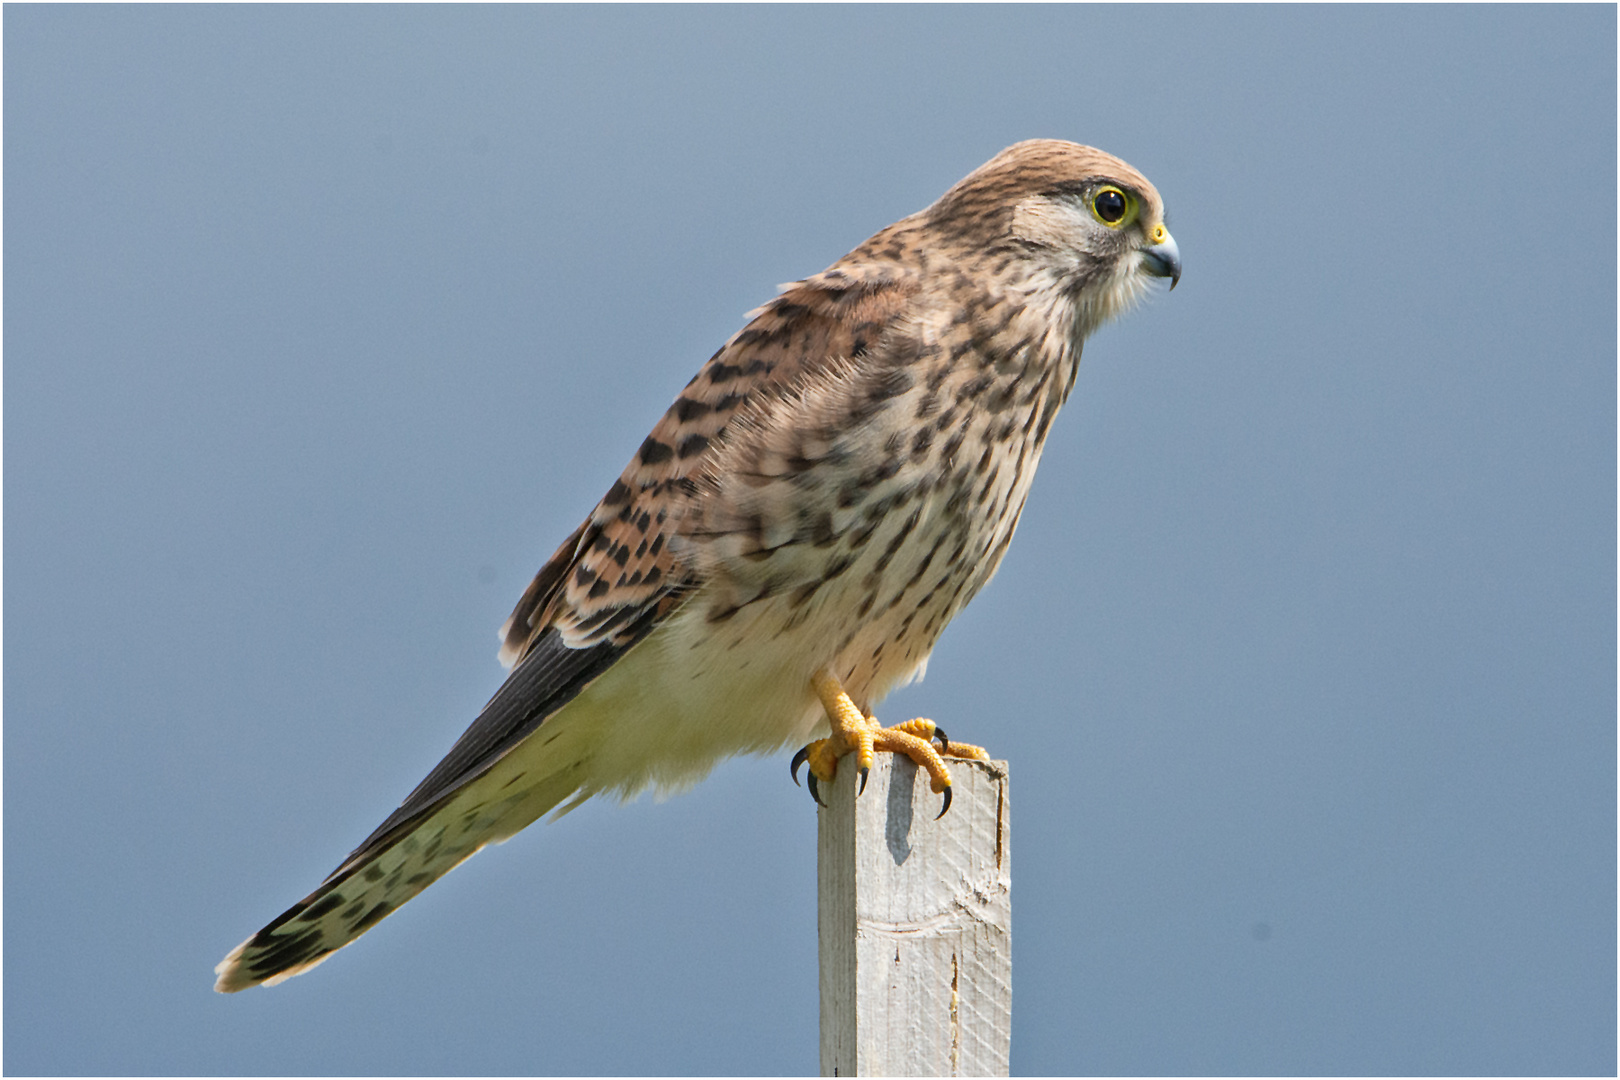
1140,231,1182,290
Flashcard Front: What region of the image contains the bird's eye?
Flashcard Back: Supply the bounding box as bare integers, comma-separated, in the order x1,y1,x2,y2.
1091,187,1128,225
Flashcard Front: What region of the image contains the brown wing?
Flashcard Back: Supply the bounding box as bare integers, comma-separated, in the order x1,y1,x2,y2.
345,264,922,859
497,262,920,666
330,264,920,876
360,265,920,830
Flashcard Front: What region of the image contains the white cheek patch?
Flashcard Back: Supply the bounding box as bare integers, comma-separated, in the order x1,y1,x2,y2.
1009,196,1093,248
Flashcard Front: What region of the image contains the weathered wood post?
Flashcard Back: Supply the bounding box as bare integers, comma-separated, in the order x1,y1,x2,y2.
818,753,1011,1077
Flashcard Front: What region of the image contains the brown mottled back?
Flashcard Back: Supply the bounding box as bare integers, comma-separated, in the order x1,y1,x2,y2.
498,266,920,663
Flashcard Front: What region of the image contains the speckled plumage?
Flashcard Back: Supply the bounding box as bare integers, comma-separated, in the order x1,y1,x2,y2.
215,140,1179,992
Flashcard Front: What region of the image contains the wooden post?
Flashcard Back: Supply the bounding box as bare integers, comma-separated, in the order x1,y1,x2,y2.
818,753,1011,1077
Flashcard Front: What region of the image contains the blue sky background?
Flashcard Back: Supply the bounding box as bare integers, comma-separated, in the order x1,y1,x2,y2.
6,6,1614,1075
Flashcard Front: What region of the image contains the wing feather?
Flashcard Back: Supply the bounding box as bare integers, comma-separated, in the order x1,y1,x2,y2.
498,265,920,662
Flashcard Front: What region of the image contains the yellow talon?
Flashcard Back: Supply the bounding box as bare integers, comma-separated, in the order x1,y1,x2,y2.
790,670,992,815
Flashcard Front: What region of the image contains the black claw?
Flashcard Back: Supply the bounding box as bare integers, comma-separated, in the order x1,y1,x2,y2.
806,771,826,808
935,785,953,819
858,766,869,796
933,727,950,753
790,745,810,787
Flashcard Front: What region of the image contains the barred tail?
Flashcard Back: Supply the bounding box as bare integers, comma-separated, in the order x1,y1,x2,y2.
214,765,582,992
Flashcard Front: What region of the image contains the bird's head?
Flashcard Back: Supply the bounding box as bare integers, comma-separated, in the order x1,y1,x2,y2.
923,139,1180,334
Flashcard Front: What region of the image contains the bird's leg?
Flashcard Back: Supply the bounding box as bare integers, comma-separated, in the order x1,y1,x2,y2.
790,669,989,818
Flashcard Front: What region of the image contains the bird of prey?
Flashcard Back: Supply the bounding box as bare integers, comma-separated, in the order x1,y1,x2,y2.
215,139,1180,992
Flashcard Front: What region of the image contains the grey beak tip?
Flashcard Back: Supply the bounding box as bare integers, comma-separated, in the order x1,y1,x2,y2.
1140,235,1182,290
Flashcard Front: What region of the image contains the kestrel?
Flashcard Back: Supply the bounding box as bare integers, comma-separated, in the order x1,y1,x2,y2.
215,139,1180,992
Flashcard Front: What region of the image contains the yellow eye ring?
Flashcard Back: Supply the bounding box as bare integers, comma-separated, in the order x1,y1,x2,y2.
1090,185,1131,227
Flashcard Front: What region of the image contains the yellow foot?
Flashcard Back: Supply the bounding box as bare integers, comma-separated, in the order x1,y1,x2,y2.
790,669,991,818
